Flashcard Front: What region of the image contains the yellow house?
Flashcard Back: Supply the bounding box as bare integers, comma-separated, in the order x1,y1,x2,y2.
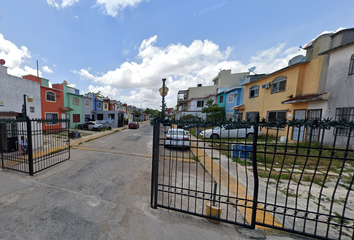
241,54,329,141
103,102,109,111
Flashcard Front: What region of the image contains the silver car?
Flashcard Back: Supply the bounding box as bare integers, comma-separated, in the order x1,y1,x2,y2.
200,125,262,139
164,128,191,149
78,121,103,130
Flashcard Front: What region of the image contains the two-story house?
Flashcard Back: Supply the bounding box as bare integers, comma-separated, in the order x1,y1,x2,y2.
22,75,67,131
52,81,83,129
305,28,354,145
242,49,328,141
175,84,218,120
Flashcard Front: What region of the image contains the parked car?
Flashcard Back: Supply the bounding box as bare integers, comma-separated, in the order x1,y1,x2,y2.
129,122,139,129
78,121,103,130
101,123,112,130
164,128,191,149
199,125,262,139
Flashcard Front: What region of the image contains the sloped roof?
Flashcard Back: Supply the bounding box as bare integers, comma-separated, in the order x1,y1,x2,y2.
281,93,330,104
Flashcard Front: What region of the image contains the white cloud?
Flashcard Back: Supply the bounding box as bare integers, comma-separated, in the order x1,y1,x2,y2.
68,83,76,88
74,35,304,109
43,66,54,73
0,34,41,77
95,0,149,18
46,0,79,9
87,85,120,99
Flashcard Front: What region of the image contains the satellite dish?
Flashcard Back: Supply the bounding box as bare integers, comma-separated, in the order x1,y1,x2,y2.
248,66,256,73
288,55,305,66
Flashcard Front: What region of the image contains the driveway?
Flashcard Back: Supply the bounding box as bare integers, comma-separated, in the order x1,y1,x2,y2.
0,123,254,240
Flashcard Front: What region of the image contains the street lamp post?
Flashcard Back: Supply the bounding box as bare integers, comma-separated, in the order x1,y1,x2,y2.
159,78,169,119
141,100,148,121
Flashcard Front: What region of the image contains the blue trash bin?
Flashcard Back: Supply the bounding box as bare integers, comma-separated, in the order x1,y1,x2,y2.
232,144,252,159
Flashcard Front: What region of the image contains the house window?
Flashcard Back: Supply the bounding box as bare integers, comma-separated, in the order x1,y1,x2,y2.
349,54,354,75
111,106,114,110
335,108,354,136
30,107,35,113
235,113,243,122
197,101,204,108
85,99,90,107
249,85,259,98
271,76,287,94
219,96,223,103
268,110,287,122
246,112,259,122
228,94,234,103
46,92,56,102
110,114,115,119
73,114,80,123
98,102,102,108
73,97,79,106
45,113,58,125
97,114,104,120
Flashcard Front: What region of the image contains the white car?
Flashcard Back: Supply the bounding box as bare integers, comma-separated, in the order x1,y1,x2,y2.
164,128,191,149
78,121,103,130
199,125,262,139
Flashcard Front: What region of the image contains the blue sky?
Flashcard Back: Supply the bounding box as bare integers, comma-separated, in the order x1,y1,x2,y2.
0,0,352,109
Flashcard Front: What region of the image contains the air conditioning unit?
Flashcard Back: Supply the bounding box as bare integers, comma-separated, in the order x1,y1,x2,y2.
261,83,271,89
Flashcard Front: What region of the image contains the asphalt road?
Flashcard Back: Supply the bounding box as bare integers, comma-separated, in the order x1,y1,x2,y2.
0,123,258,240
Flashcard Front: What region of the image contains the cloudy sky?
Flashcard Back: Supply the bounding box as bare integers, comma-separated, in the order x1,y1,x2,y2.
0,0,352,109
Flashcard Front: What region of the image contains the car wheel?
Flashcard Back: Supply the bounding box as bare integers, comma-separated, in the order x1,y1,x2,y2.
210,134,219,139
129,127,131,129
246,133,254,139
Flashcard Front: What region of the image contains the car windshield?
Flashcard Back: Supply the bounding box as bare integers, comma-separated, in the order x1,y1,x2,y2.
168,130,187,135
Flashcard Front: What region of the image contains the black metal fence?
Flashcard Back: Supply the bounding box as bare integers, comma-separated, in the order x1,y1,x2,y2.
0,118,70,175
151,118,354,240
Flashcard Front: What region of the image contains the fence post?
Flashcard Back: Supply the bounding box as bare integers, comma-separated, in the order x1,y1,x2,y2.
0,123,4,168
250,115,260,228
151,118,160,209
26,118,34,176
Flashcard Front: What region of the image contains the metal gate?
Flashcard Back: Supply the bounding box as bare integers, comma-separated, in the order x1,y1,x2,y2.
1,118,70,175
151,119,354,240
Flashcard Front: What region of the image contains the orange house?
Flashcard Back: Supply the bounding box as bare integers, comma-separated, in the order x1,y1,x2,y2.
22,75,66,132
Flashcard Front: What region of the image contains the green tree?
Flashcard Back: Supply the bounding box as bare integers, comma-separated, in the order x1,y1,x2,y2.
86,90,105,98
201,99,225,121
133,110,141,118
180,114,201,121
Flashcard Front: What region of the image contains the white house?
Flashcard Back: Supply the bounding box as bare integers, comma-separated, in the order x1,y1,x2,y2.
307,28,354,146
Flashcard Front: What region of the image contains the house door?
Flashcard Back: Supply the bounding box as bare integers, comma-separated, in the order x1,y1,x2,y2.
292,110,306,141
61,114,66,128
306,109,322,142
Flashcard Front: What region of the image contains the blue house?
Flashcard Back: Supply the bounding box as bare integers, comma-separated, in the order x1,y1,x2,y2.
217,87,229,109
224,86,244,121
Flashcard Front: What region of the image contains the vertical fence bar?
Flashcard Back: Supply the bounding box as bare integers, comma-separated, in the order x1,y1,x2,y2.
26,118,34,176
0,123,4,168
250,121,259,229
151,119,160,209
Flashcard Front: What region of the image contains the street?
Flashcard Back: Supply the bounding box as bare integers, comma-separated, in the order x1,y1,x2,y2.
0,123,257,240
